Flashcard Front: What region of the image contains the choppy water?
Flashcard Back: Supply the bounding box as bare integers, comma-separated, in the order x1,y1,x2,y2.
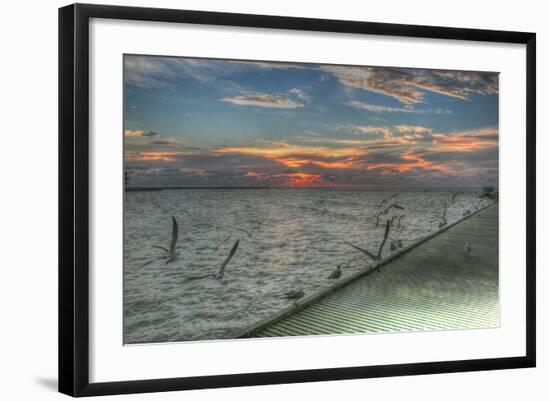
124,188,492,344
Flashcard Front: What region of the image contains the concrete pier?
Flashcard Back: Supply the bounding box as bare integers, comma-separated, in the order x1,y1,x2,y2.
240,204,499,338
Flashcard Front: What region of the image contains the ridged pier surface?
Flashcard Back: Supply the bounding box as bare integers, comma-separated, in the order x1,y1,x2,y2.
252,204,499,338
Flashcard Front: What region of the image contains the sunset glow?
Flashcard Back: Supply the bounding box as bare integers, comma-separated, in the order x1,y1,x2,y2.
124,55,498,188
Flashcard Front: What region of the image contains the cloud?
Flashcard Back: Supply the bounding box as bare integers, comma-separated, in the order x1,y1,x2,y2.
432,127,498,152
246,171,322,187
215,141,363,158
124,56,246,91
366,151,450,173
149,139,185,146
392,125,433,138
125,123,498,188
322,66,498,105
124,56,312,92
220,93,305,109
350,125,393,138
231,61,313,71
347,100,451,114
214,140,367,171
322,66,424,104
343,124,433,142
124,130,187,155
124,129,159,137
124,129,144,137
125,151,194,162
289,88,311,103
124,57,175,88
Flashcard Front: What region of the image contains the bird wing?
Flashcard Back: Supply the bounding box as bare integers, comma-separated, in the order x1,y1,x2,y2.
345,241,377,260
169,217,178,255
214,235,231,251
390,204,404,210
376,193,398,209
218,240,240,276
184,273,214,281
377,220,391,258
235,227,252,237
152,245,169,253
451,191,463,202
138,258,158,268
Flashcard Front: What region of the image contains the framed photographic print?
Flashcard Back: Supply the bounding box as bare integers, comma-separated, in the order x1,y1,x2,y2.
58,3,536,397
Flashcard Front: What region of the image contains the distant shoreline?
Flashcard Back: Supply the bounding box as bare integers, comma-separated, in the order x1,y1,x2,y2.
125,186,495,192
125,186,270,191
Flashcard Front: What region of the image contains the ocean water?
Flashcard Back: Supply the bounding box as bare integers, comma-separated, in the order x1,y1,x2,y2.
123,188,492,344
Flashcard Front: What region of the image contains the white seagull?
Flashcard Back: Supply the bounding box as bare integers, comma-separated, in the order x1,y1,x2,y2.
464,241,471,257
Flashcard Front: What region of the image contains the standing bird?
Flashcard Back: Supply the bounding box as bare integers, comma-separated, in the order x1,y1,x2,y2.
327,265,342,283
438,201,448,228
284,289,305,305
464,241,471,257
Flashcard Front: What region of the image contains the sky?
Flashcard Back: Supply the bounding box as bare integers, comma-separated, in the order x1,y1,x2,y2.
124,55,499,188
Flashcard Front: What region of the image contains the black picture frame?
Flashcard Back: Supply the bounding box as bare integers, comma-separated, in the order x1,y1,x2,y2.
59,3,536,397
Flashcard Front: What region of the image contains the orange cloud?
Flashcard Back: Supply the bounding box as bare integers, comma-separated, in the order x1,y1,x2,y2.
274,157,357,169
274,173,322,187
400,151,450,172
366,151,449,173
125,151,190,161
216,142,361,158
246,171,322,187
216,142,365,169
432,129,498,152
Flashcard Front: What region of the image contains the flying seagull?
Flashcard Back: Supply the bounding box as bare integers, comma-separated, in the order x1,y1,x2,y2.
375,193,398,210
397,215,406,228
346,220,391,272
284,289,305,305
214,239,240,280
375,204,404,226
451,191,464,203
327,265,342,282
214,235,231,251
234,222,261,238
184,239,240,281
150,216,179,265
390,225,405,251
